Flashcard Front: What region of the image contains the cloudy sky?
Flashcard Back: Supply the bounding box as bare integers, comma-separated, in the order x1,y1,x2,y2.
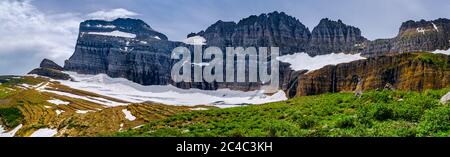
0,0,449,75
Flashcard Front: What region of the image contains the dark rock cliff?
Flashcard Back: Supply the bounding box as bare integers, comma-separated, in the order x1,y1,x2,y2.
193,11,311,55
64,18,180,85
293,53,449,96
308,18,367,55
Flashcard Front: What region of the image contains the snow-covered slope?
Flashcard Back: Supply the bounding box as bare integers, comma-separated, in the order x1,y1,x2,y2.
0,124,23,137
277,52,366,72
29,128,58,137
432,48,450,55
58,72,287,108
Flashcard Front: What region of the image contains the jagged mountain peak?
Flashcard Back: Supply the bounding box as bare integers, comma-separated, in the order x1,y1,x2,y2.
308,18,367,55
237,11,309,31
204,20,237,34
313,18,361,32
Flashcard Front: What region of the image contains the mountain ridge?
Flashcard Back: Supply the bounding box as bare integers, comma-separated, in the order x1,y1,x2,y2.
62,12,450,94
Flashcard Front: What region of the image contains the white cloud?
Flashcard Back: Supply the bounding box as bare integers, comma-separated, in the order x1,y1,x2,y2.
0,1,139,75
0,0,81,74
87,8,139,21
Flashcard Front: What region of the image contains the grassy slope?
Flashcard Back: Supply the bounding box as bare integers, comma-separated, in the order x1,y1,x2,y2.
0,76,196,137
1,69,450,137
116,88,450,137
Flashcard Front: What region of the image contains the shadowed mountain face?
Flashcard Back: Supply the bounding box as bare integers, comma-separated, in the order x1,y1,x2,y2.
190,12,368,56
63,12,450,94
309,18,367,55
191,13,449,57
192,12,311,55
65,18,181,86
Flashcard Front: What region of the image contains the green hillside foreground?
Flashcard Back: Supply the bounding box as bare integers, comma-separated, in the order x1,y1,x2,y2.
115,88,450,137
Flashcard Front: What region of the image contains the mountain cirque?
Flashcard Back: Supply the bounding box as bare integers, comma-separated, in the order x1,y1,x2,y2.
2,11,450,137
62,11,449,96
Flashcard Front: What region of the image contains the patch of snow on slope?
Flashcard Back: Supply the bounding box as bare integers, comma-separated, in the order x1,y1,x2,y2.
47,99,70,105
0,124,23,137
191,108,209,111
432,23,439,32
76,110,93,114
20,82,44,89
38,86,126,107
29,128,57,137
58,72,287,108
87,30,136,38
432,48,450,55
122,109,136,121
416,28,426,34
55,110,64,115
95,24,116,29
183,36,206,45
277,52,366,72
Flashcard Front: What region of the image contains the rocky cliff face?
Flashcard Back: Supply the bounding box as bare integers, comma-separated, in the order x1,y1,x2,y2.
64,18,180,85
64,18,266,91
193,13,450,57
192,11,311,55
308,18,367,55
191,13,369,56
362,18,450,56
293,53,450,96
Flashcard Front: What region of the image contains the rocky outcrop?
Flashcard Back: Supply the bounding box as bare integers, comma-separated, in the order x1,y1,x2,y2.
29,59,71,80
40,59,64,71
294,53,449,96
441,92,450,104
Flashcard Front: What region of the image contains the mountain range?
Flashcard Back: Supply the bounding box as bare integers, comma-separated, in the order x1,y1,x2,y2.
56,11,450,97
1,11,449,137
